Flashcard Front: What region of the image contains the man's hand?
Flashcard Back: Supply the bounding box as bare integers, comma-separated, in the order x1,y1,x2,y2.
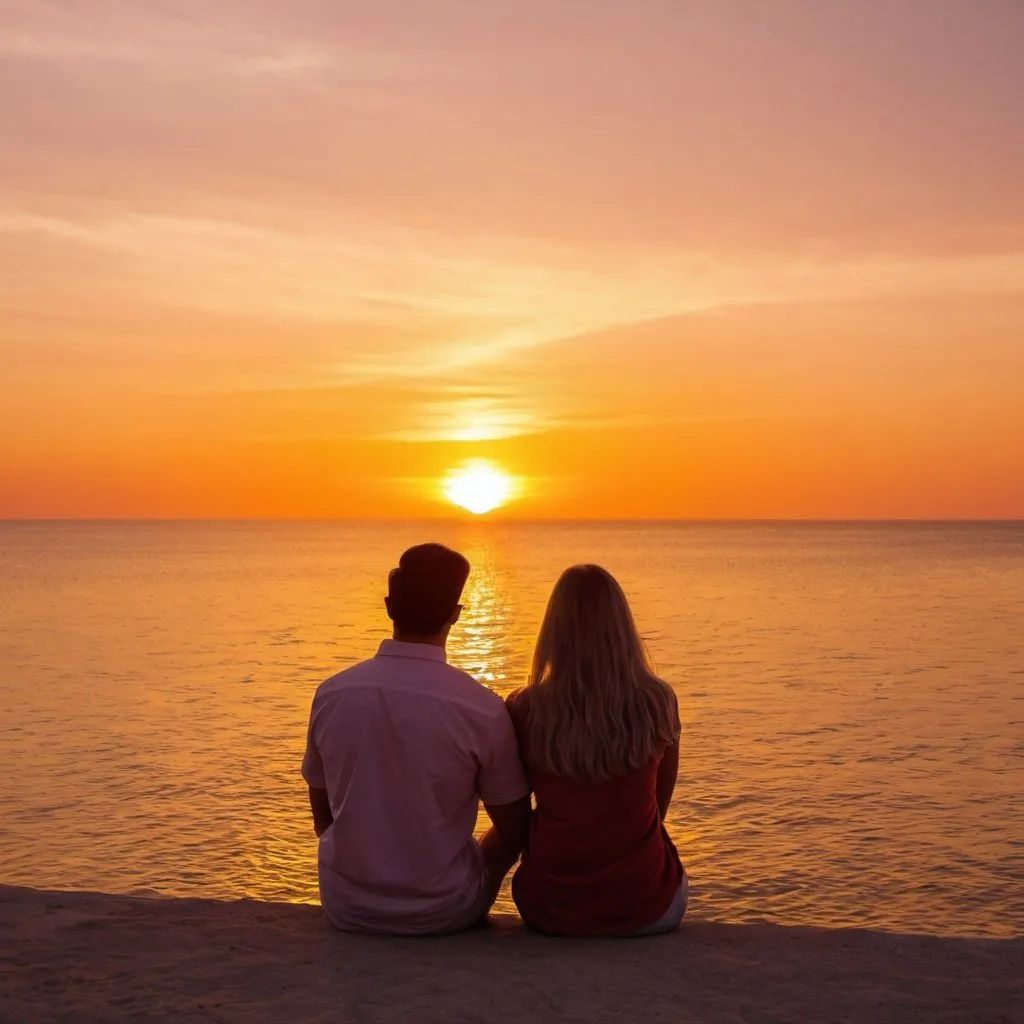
308,785,334,837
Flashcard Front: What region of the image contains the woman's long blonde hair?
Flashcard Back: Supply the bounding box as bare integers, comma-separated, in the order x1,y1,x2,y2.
521,564,678,784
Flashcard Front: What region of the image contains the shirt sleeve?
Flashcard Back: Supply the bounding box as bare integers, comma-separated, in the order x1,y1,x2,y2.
300,704,327,789
477,704,530,807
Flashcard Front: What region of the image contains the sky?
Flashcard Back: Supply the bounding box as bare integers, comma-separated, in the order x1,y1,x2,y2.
1,0,1022,519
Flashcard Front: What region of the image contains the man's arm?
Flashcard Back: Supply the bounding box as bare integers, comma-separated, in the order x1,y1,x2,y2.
301,698,331,836
656,738,680,821
484,796,531,860
475,699,532,894
479,796,532,897
308,785,334,837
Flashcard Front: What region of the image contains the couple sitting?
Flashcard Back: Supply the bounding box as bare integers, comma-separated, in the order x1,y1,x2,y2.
301,543,687,937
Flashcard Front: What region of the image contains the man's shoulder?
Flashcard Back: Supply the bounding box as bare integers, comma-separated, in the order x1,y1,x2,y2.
312,656,384,699
403,655,503,720
311,654,505,717
432,662,507,717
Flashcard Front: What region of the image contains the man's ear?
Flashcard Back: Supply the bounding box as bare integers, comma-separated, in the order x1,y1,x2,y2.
384,595,395,621
449,604,463,626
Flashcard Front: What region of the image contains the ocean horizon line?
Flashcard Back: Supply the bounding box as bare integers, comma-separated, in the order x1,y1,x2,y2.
2,516,1022,527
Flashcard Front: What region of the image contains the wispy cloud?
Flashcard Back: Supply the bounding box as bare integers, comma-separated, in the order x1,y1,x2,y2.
0,2,441,82
4,208,1024,397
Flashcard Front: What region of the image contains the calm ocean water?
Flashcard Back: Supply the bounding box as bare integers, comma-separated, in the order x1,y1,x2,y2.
1,521,1021,938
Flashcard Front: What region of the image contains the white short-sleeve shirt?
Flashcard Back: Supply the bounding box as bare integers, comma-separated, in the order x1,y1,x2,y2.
301,640,528,934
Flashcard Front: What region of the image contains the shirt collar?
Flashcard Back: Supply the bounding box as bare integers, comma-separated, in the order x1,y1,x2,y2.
376,639,448,663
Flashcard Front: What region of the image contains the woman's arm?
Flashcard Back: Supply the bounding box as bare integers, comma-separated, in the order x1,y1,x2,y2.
656,738,679,821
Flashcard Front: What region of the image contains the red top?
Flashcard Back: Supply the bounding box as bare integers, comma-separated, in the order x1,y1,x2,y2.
506,691,684,936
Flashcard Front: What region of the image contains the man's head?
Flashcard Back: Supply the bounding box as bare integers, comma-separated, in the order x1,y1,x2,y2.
385,543,471,644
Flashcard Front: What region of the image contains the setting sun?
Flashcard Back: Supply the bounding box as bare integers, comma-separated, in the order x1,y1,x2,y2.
443,460,514,515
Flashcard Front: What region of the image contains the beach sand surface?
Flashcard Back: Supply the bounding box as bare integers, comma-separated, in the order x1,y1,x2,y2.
1,885,1020,1024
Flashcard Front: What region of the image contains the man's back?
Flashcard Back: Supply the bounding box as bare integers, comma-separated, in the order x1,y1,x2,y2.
302,640,526,934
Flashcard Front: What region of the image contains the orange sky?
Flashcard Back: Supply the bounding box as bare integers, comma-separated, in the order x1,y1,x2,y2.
2,1,1022,519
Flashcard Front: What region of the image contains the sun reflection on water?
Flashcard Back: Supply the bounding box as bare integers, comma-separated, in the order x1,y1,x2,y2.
447,532,526,694
445,529,539,914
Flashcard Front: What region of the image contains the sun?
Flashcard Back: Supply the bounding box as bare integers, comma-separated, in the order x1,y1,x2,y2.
443,460,514,515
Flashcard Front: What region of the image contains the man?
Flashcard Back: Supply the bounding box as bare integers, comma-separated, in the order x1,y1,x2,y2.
301,543,531,935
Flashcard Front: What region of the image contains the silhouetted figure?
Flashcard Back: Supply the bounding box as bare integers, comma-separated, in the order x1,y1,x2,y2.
302,543,530,934
506,564,687,936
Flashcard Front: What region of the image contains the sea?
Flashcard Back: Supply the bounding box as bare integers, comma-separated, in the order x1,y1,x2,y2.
1,521,1021,938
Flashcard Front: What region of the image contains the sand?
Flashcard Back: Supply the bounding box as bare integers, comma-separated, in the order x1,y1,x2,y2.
1,885,1020,1024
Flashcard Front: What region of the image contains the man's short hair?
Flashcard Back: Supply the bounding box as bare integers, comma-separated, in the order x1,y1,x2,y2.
387,543,471,635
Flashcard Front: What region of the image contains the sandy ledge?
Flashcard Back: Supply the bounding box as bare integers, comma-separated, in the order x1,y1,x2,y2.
1,885,1021,1024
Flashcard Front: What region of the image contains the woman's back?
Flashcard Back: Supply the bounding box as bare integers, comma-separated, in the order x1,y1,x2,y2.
507,689,683,936
508,564,687,936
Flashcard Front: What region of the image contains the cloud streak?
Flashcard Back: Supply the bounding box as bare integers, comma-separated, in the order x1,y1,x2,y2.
4,208,1023,386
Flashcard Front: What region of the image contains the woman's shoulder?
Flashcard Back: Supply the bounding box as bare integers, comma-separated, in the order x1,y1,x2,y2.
507,687,541,739
504,685,531,718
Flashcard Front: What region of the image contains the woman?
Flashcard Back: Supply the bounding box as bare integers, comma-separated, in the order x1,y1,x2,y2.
506,564,686,937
